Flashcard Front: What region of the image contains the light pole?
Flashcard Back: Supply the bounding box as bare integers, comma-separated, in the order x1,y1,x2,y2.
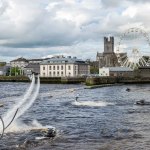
9,67,11,76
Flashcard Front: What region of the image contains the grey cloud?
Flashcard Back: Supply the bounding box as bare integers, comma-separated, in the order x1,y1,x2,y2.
0,0,150,61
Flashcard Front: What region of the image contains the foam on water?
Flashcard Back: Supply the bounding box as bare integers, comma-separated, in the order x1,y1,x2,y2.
72,100,114,107
4,119,55,133
40,87,83,98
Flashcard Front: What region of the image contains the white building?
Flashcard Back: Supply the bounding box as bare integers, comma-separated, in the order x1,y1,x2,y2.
99,67,133,77
99,67,109,76
40,56,90,77
10,57,28,68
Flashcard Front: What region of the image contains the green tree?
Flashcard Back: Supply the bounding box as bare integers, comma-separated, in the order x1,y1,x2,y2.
10,67,22,76
90,66,99,74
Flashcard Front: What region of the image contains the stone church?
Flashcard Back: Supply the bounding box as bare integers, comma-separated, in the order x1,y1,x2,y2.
96,37,119,68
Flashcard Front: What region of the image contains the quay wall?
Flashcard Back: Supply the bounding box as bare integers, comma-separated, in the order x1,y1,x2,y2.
0,76,86,84
86,77,150,86
40,77,86,84
86,77,117,86
0,76,30,82
0,76,150,85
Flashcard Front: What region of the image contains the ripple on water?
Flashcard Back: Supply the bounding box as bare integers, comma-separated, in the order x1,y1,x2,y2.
0,83,150,149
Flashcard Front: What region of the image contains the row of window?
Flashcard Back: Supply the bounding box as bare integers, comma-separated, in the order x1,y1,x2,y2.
42,65,72,70
47,61,66,63
43,72,71,77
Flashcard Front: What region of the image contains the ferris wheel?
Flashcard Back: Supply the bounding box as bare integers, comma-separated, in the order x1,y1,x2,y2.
116,27,150,69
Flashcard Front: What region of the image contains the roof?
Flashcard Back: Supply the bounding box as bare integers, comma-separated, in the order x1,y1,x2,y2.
28,59,44,61
10,57,28,62
24,63,40,68
109,67,133,72
40,57,89,65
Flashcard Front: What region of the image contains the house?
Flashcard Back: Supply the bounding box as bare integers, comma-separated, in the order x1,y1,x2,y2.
99,67,133,77
0,66,10,76
40,56,90,77
24,63,40,77
10,57,28,68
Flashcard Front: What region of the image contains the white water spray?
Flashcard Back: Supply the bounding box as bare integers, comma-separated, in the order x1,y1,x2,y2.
15,75,40,120
72,101,114,107
3,74,35,125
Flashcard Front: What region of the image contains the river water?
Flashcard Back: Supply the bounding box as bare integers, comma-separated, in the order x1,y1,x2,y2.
0,82,150,150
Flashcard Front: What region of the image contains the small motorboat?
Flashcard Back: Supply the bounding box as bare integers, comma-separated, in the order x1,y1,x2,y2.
126,88,131,92
136,99,150,105
0,103,3,107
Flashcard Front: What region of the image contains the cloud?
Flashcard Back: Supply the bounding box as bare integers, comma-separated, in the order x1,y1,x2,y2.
0,0,150,62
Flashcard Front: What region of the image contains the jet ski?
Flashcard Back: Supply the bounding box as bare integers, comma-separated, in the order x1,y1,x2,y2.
0,103,3,107
126,88,131,92
136,99,150,105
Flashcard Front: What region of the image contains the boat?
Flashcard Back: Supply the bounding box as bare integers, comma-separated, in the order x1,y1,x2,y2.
136,99,150,105
126,88,131,92
0,104,3,107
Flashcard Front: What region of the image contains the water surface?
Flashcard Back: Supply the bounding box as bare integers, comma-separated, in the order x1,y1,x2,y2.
0,82,150,150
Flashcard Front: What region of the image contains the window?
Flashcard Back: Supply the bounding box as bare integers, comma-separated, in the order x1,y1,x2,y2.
61,71,63,75
68,66,71,70
43,66,45,70
61,66,63,70
53,71,55,76
49,66,51,70
49,72,51,76
53,66,55,70
57,72,59,76
57,66,59,70
43,73,45,76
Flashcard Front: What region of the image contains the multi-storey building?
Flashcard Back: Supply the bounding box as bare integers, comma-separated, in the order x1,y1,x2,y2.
10,57,29,68
40,56,90,77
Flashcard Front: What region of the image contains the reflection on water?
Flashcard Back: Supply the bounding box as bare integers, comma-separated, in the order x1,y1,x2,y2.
0,82,150,149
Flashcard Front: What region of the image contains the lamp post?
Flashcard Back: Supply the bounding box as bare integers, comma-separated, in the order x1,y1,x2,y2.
9,67,11,76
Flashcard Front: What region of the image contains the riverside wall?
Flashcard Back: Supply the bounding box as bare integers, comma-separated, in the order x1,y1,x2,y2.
40,77,86,84
0,76,86,84
0,76,150,85
0,76,30,82
86,77,150,86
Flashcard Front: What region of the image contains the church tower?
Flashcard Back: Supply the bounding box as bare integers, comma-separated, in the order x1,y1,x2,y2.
96,36,119,67
104,37,114,53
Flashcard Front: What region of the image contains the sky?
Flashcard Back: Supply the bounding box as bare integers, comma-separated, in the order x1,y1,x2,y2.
0,0,150,62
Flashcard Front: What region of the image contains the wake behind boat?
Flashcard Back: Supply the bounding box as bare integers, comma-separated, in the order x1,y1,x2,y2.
73,97,114,107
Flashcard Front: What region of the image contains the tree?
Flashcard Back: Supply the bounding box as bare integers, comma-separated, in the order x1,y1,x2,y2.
10,67,21,76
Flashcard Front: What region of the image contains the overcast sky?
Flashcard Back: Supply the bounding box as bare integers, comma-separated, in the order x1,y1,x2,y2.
0,0,150,62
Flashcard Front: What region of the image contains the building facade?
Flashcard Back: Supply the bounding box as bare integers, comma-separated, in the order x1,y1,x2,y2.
99,67,133,77
24,63,40,77
40,56,90,77
10,57,29,68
